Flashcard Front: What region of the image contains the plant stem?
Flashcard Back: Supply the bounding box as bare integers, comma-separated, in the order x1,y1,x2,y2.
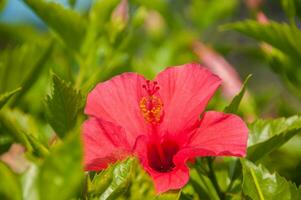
207,157,225,200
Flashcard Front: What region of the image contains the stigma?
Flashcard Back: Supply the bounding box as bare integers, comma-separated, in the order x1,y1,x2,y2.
139,80,163,124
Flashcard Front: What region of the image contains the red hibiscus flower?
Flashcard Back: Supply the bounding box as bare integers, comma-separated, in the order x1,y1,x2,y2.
82,63,248,193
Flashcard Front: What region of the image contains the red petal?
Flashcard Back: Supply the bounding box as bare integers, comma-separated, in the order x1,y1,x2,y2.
85,73,149,147
82,117,130,171
174,111,248,164
134,135,189,193
155,63,221,136
150,166,189,193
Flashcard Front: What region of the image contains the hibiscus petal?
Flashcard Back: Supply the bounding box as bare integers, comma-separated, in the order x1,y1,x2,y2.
174,111,248,164
134,135,190,193
150,166,189,193
85,73,149,146
155,63,221,135
82,117,130,171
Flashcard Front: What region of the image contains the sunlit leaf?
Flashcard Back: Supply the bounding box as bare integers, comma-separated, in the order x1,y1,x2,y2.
0,44,47,94
247,115,301,161
45,73,82,138
23,0,87,50
224,74,252,114
241,159,301,200
89,158,134,200
0,109,48,157
89,166,114,196
21,164,39,200
11,41,53,106
0,161,22,200
38,133,83,200
0,111,32,151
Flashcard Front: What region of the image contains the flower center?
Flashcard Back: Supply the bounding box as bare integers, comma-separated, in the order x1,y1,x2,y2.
147,139,179,172
139,80,163,124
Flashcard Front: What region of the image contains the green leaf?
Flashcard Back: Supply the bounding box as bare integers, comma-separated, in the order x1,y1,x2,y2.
294,0,301,20
247,115,301,161
0,161,22,200
222,20,301,60
38,133,83,200
23,0,86,50
0,44,47,94
11,41,53,107
241,159,301,200
0,0,7,12
0,88,21,110
26,134,49,157
0,111,32,151
155,191,181,200
0,109,49,157
0,134,13,154
45,73,82,138
282,0,296,24
224,74,252,113
21,164,39,200
264,47,301,99
82,0,120,53
89,158,134,200
100,158,134,200
68,0,77,7
89,166,114,196
189,167,220,200
190,0,239,30
0,23,41,44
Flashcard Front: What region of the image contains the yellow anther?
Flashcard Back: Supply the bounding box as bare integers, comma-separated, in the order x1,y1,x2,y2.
139,96,163,124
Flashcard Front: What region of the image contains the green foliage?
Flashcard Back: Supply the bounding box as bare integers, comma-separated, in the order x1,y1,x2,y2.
0,0,6,12
0,44,49,94
11,41,53,106
68,0,77,8
294,0,301,19
190,0,239,30
189,168,220,200
223,20,301,60
0,88,21,110
45,74,82,139
247,115,301,161
0,109,49,157
241,159,301,200
23,0,86,50
282,0,296,23
223,19,301,100
89,158,134,199
224,74,252,114
0,111,32,151
155,191,181,200
38,133,83,200
0,134,13,154
0,161,22,200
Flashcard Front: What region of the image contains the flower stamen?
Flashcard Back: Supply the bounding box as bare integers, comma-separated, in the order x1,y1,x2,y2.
139,80,163,124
